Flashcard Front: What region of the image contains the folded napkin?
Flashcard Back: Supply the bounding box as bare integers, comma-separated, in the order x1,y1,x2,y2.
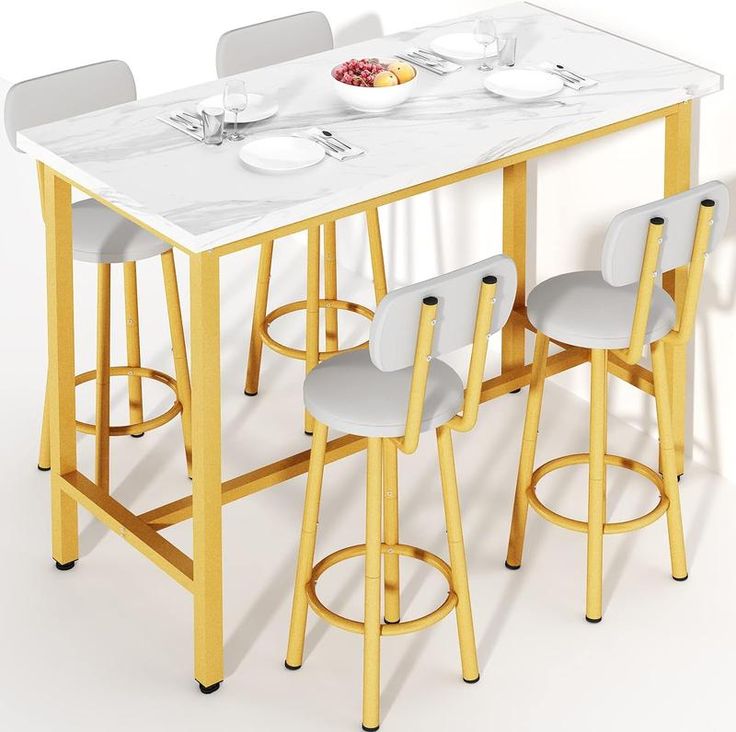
300,127,365,161
540,61,598,90
398,48,462,75
156,113,203,141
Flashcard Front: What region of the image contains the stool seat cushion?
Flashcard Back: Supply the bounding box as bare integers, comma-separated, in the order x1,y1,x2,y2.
72,199,170,264
304,350,464,438
527,271,676,350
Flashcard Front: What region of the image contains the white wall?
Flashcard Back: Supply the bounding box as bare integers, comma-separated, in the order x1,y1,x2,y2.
1,1,734,477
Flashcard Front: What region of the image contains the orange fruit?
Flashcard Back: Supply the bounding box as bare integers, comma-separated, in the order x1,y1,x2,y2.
373,71,399,87
387,62,416,84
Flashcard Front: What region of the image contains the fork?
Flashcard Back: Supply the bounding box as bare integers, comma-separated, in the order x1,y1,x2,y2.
171,114,199,131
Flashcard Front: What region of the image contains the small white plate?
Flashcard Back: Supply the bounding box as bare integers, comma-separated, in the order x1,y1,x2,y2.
197,93,278,124
430,32,498,62
483,68,564,100
239,137,325,173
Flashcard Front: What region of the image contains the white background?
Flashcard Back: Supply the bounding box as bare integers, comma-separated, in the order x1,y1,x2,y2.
0,2,735,731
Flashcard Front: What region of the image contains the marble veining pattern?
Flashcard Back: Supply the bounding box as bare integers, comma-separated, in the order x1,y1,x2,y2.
17,2,722,253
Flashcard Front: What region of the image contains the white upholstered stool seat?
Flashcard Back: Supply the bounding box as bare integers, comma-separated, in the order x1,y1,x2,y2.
527,271,676,350
72,199,170,264
303,349,464,437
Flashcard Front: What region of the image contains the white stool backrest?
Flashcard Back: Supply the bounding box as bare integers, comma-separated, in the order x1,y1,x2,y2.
216,12,333,78
4,60,136,153
370,254,517,372
601,181,730,287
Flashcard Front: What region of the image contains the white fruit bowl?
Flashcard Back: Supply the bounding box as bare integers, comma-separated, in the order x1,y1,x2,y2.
331,59,417,113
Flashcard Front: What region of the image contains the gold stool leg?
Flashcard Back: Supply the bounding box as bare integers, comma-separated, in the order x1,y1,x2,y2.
366,208,387,305
244,240,274,396
161,250,193,477
38,374,51,471
586,349,608,623
304,227,320,434
285,420,329,669
123,261,144,436
362,437,383,731
506,333,550,569
436,425,479,682
95,263,111,493
323,222,339,353
651,340,688,580
382,440,400,624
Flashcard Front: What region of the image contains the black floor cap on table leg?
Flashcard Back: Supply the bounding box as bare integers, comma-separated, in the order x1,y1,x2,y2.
198,681,221,694
55,560,75,571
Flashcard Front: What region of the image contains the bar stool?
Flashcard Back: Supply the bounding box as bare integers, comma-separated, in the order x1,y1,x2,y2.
5,61,192,503
285,255,517,730
505,181,729,622
217,13,390,432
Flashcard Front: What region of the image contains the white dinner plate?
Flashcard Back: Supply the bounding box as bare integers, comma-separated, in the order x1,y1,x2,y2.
197,93,279,124
483,68,564,100
429,32,498,62
239,137,325,173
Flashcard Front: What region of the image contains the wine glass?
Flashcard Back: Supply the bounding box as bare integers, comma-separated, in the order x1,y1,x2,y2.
474,17,497,72
223,80,248,142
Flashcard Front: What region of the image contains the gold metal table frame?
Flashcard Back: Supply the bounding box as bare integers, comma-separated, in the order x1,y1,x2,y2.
41,100,692,692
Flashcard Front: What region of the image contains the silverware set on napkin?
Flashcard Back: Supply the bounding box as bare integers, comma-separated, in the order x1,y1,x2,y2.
540,61,598,90
157,111,204,141
303,127,365,160
396,48,462,75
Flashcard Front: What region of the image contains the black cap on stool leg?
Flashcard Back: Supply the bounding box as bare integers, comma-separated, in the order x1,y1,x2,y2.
198,681,221,694
673,574,688,582
463,674,480,684
38,464,51,471
505,560,521,570
55,560,75,571
284,660,302,671
362,725,380,731
585,615,602,624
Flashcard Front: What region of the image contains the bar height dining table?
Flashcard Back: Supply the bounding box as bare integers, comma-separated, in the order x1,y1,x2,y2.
18,2,722,692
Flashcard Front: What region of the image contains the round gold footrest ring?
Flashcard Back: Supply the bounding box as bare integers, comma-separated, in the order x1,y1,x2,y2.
260,298,374,362
527,453,670,535
305,543,458,637
75,366,182,437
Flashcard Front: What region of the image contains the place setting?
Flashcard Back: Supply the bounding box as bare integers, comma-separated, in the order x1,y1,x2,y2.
397,14,597,103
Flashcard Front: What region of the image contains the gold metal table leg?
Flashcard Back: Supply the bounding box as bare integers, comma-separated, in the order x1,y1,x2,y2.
44,165,79,569
95,263,112,493
244,240,274,396
663,101,692,476
502,162,527,386
123,261,144,435
323,221,339,352
190,252,223,693
304,227,321,434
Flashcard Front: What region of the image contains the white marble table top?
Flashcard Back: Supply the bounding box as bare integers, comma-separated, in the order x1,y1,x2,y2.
17,2,722,254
